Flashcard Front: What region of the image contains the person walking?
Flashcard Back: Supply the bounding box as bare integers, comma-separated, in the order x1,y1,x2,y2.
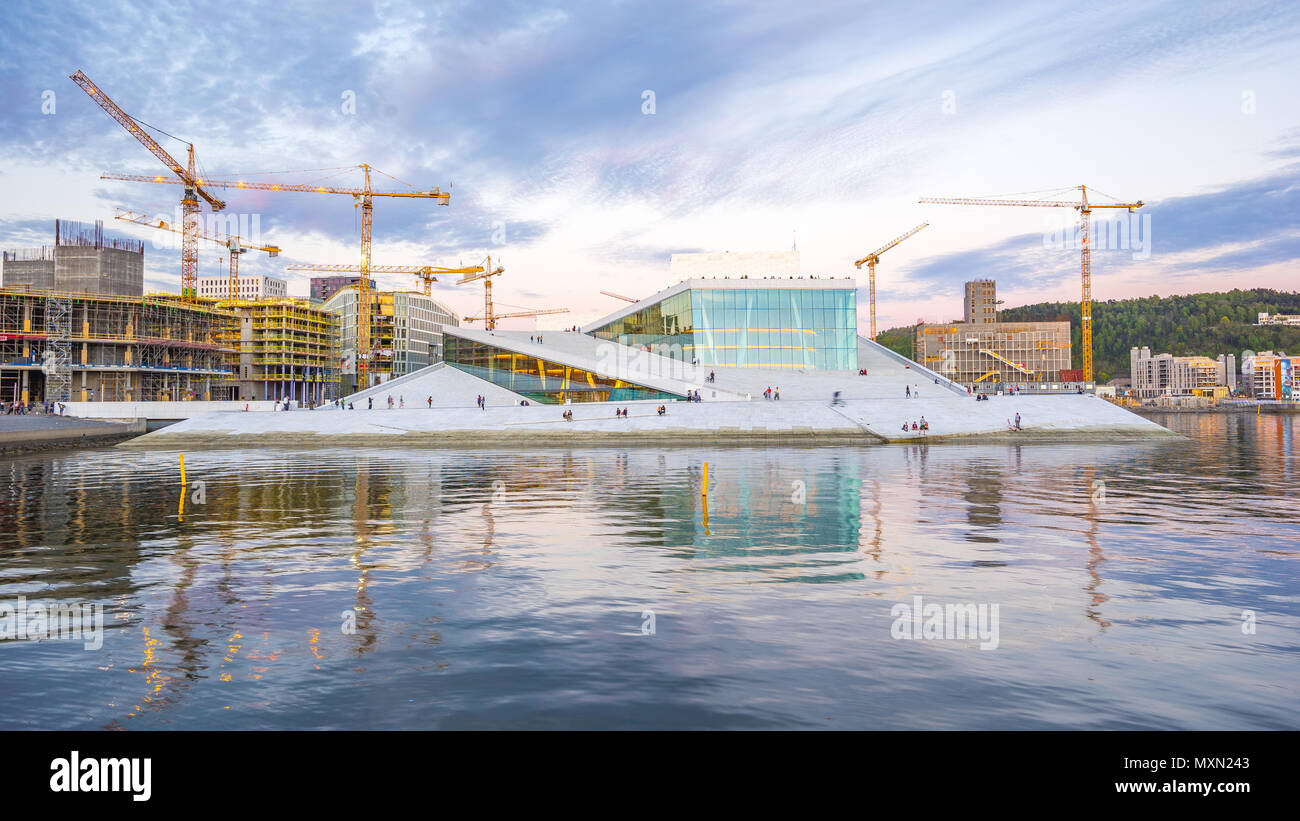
774,387,780,401
905,385,910,398
427,396,432,408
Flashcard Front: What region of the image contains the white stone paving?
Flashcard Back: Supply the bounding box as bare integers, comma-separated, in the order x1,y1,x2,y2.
147,330,1170,443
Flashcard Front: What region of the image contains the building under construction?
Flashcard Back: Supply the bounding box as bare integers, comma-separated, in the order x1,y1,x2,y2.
914,280,1073,387
323,286,459,395
216,297,339,404
2,219,144,296
0,288,233,403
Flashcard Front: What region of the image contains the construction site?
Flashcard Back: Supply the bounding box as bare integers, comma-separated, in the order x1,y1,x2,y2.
0,286,233,403
0,70,1143,420
216,297,339,404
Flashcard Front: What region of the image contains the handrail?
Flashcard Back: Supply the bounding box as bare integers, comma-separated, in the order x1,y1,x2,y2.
858,336,968,396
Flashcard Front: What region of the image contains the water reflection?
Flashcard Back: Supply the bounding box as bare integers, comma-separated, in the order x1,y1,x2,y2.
0,413,1296,729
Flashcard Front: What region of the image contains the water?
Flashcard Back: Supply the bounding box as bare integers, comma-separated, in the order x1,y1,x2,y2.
1,413,1295,729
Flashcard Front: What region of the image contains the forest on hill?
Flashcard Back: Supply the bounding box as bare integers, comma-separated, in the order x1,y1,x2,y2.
873,289,1300,383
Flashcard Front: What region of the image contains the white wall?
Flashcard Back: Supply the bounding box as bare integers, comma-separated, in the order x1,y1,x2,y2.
64,400,285,419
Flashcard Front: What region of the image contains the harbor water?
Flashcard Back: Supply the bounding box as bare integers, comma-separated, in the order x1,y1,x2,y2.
0,412,1295,729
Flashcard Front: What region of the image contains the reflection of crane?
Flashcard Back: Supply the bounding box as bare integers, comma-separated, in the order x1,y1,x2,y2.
286,262,483,297
854,222,928,340
71,70,226,299
600,289,638,303
99,164,450,388
116,209,281,300
919,187,1143,382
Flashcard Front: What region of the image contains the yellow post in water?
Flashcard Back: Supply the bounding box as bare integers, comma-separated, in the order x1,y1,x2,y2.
179,453,187,486
701,461,708,497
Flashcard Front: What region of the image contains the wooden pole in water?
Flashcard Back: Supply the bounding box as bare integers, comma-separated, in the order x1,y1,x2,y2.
179,453,187,486
701,461,708,497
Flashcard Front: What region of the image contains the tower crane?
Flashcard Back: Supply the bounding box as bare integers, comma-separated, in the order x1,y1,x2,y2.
457,256,568,330
115,209,282,300
462,307,570,328
599,290,638,303
98,164,450,389
854,222,928,340
70,70,226,299
286,262,483,297
918,186,1142,383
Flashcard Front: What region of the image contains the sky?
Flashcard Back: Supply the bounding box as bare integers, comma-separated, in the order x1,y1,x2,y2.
1,0,1297,331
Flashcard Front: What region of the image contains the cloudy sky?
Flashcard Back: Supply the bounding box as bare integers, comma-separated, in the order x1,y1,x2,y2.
1,0,1297,330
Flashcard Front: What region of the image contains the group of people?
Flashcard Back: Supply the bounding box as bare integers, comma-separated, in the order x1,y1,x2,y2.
904,385,920,398
476,394,487,410
614,407,630,417
975,393,990,401
656,405,667,416
686,390,703,402
561,409,574,421
529,335,546,344
5,401,68,415
902,416,929,435
762,386,780,400
1008,413,1023,431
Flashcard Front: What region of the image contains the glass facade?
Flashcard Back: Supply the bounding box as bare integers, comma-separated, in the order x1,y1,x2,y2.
444,334,682,404
590,287,857,370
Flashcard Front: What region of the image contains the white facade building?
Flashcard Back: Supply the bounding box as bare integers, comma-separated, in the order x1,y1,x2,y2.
197,275,287,300
1257,313,1300,326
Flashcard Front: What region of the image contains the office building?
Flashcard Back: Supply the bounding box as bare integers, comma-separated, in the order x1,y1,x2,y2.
197,274,286,301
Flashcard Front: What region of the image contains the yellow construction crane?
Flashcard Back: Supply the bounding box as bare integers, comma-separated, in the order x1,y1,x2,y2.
71,70,226,299
99,164,450,389
854,222,928,340
115,209,282,300
286,262,484,297
458,255,568,330
599,290,638,303
463,307,570,329
919,186,1142,382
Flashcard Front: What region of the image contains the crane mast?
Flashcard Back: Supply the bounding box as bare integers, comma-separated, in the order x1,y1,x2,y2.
854,222,928,340
918,186,1142,382
115,209,281,300
102,164,451,388
71,70,225,299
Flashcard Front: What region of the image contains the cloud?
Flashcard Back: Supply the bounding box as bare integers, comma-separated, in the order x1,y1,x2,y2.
1,0,1298,326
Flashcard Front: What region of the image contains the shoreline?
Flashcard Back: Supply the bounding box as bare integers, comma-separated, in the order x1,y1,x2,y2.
0,418,147,455
118,425,1178,449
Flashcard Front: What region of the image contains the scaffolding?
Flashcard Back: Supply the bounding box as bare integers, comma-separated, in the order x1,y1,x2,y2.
219,297,339,405
0,287,235,402
43,294,72,401
915,321,1073,388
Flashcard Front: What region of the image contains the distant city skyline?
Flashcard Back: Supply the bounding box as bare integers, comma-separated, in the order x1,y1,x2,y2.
1,0,1297,330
